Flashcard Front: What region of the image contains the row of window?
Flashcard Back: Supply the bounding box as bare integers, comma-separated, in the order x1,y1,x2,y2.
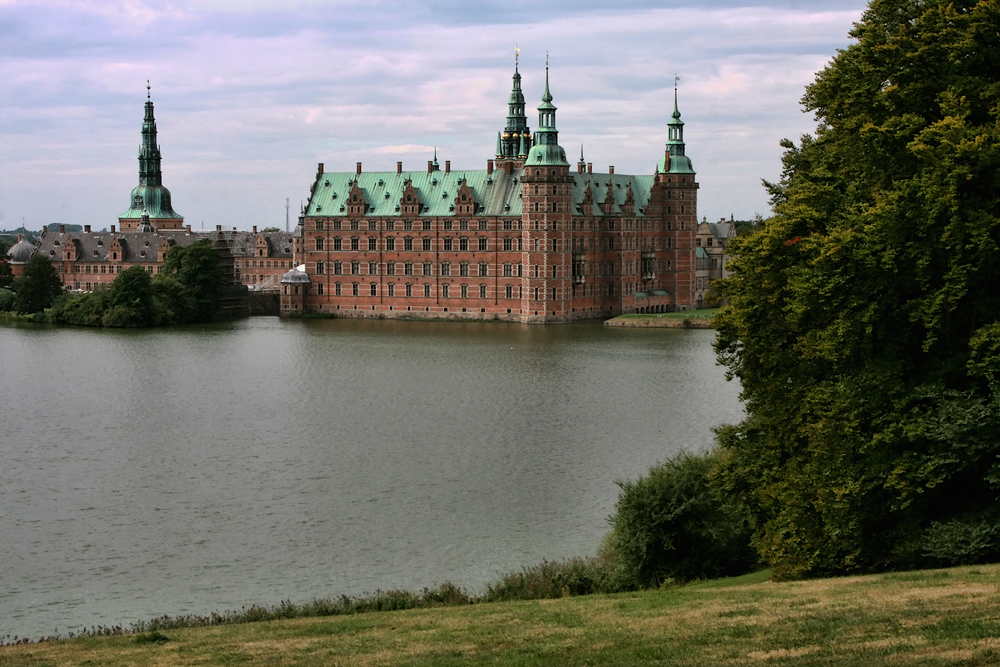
303,282,619,300
311,217,687,233
311,235,675,253
316,219,520,232
315,261,516,277
240,260,292,269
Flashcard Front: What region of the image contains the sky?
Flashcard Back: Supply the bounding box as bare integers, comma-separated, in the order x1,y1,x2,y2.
0,0,867,232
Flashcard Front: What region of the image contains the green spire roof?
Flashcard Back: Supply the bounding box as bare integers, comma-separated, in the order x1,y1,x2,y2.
658,80,694,174
526,61,568,167
120,84,183,220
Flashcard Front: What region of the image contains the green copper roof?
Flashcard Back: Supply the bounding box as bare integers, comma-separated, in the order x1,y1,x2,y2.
656,153,695,174
305,168,657,219
121,89,183,220
525,143,569,166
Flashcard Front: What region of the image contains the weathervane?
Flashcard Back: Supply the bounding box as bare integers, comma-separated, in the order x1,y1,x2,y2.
515,44,519,70
146,79,151,100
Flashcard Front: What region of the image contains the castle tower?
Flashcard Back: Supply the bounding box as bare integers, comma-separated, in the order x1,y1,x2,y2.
652,80,698,310
119,83,184,232
521,61,572,322
495,49,532,171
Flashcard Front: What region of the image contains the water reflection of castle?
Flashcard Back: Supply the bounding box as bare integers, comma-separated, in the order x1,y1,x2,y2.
11,59,705,323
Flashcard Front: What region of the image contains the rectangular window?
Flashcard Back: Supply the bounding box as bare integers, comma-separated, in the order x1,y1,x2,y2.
404,262,413,275
351,261,360,274
479,262,488,277
461,284,468,298
316,219,324,230
423,219,431,231
505,284,513,299
334,261,342,274
442,284,450,298
351,220,359,230
444,220,453,230
316,261,325,274
504,219,513,230
368,220,376,231
404,220,413,231
386,237,395,251
479,284,487,298
388,283,395,297
333,220,342,230
369,261,378,275
317,282,323,294
422,237,432,251
369,237,377,251
478,220,487,231
443,237,453,251
370,283,377,296
459,237,469,251
503,263,512,277
405,283,412,297
423,261,432,276
424,283,431,297
460,263,469,277
460,219,468,231
404,237,413,251
478,237,488,251
441,262,450,276
387,262,396,275
503,237,513,251
386,220,395,230
352,283,359,296
335,282,342,295
351,237,359,251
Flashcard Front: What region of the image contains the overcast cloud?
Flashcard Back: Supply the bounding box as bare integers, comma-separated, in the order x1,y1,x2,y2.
0,0,866,231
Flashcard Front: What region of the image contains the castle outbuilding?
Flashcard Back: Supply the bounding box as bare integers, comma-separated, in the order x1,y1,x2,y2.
291,60,699,322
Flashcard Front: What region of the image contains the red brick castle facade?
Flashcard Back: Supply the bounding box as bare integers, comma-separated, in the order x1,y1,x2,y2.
283,62,699,322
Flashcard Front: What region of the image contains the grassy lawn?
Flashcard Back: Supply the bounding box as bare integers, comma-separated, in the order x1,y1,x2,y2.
617,308,719,320
5,565,1000,666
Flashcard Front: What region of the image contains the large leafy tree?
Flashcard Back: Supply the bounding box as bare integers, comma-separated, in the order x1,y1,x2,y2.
13,255,64,314
159,239,224,322
715,0,1000,578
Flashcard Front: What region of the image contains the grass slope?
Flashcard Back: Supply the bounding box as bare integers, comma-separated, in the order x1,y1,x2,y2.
4,565,1000,666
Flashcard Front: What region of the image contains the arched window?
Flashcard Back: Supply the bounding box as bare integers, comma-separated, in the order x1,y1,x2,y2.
333,237,342,250
423,237,432,251
404,237,413,251
316,261,325,274
386,236,395,251
478,237,488,251
350,237,359,251
368,237,377,251
459,237,469,251
315,237,324,250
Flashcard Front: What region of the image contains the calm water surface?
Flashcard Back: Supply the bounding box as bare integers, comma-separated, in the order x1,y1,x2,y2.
0,317,742,639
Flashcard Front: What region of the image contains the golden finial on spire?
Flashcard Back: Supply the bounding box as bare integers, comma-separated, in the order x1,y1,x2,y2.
147,79,151,100
515,44,519,70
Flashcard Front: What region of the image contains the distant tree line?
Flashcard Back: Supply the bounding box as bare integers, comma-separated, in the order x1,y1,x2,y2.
0,240,227,326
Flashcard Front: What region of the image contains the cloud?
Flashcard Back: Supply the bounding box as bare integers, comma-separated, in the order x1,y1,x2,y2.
0,1,866,230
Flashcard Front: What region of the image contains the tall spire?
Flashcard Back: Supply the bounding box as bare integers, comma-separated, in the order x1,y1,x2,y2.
139,82,162,186
666,74,685,157
525,57,568,167
498,48,531,161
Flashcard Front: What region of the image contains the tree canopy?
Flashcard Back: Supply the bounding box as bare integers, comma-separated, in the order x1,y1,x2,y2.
714,0,1000,578
13,255,64,314
160,239,225,323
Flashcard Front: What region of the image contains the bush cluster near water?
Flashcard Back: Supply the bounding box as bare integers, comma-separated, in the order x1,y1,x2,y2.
0,240,227,326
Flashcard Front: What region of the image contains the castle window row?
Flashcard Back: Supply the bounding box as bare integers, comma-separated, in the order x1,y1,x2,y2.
309,235,677,253
303,282,624,300
307,218,689,233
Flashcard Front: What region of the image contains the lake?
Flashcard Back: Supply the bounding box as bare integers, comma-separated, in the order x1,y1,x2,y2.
0,317,743,639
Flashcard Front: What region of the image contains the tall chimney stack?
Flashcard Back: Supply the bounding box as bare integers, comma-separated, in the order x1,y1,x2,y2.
356,162,362,175
397,161,403,174
445,160,450,174
487,159,494,175
609,166,615,175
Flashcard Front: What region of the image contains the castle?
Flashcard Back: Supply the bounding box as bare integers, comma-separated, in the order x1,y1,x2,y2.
281,61,699,322
8,60,704,324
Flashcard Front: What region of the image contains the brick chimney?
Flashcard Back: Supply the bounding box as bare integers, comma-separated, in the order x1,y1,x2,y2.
253,225,258,234
84,225,91,233
609,166,615,175
110,225,116,233
427,161,433,174
587,163,593,175
317,162,324,175
397,161,403,174
356,162,362,175
445,160,450,174
487,159,494,175
59,224,65,233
